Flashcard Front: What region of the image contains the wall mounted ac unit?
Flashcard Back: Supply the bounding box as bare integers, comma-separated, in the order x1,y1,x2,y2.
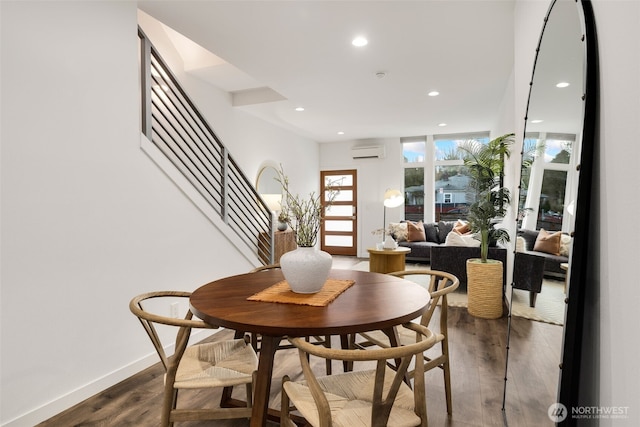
351,145,386,159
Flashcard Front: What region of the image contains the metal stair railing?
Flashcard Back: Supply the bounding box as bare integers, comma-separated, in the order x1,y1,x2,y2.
139,28,273,264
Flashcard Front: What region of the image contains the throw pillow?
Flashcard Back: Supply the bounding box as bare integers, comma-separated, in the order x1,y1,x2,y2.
518,229,539,253
516,236,527,252
453,219,471,235
425,223,439,243
445,231,481,247
533,228,562,256
559,234,572,257
406,220,426,242
388,222,408,242
437,221,455,243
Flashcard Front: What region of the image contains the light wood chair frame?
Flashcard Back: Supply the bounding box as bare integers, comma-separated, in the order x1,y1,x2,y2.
352,269,459,416
249,263,282,273
281,322,441,427
129,291,255,426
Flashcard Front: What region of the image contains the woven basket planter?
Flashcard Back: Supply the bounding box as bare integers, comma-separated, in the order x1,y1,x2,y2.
466,259,503,319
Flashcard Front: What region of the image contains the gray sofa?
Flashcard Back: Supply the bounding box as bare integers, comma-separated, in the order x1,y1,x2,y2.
393,221,507,289
517,228,569,279
513,251,546,307
430,245,507,290
395,220,456,263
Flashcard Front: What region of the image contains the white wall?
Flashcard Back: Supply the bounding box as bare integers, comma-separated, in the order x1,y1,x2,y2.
138,11,320,186
320,138,404,257
491,62,518,287
0,2,319,425
590,0,640,424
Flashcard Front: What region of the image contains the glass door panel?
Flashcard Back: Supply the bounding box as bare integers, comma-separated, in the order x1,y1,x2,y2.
321,170,357,256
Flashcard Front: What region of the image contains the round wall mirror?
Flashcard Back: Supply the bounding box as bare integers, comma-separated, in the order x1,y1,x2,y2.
256,163,283,212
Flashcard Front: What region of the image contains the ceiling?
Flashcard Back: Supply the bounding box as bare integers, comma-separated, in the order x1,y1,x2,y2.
138,1,516,143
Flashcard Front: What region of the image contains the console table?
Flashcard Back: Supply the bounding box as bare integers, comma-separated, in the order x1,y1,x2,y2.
259,229,297,264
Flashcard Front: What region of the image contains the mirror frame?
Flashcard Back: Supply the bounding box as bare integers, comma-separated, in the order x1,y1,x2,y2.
256,161,283,213
559,0,597,418
504,0,598,421
256,162,281,195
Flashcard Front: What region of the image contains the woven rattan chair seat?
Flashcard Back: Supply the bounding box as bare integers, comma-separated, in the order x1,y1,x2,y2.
359,326,418,348
175,339,258,389
284,367,422,427
129,291,258,426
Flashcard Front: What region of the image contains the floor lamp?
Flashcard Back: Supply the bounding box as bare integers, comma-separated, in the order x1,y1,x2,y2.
383,189,404,232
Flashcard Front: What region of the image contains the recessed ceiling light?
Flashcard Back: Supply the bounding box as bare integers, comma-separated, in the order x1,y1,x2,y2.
337,131,345,135
531,119,544,123
438,123,447,127
352,36,368,47
428,91,440,97
295,107,305,112
556,82,570,88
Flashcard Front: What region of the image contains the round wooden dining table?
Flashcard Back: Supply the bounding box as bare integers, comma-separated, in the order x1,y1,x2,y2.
190,268,430,427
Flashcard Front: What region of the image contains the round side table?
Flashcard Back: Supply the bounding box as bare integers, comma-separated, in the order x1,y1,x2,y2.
367,247,411,274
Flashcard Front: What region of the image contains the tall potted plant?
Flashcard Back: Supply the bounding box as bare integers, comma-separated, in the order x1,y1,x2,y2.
458,133,514,318
276,166,338,293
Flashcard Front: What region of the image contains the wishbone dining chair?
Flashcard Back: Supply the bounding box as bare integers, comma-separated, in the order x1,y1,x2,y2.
350,269,459,416
282,322,442,427
129,291,258,426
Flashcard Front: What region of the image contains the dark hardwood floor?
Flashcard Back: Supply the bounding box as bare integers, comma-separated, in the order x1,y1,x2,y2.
38,258,562,426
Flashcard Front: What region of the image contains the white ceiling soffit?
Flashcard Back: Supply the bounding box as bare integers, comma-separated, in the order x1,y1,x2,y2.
159,19,264,93
161,23,287,107
138,1,516,143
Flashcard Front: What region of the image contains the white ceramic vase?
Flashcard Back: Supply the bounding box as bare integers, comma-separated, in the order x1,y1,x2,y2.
383,234,398,249
280,247,332,293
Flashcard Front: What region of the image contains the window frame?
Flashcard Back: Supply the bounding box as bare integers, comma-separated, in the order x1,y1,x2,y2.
520,132,577,232
402,131,490,223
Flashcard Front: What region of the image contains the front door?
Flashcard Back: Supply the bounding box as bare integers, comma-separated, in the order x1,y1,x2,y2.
321,169,357,256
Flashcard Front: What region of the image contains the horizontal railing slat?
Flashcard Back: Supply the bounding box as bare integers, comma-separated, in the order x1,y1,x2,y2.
139,28,274,264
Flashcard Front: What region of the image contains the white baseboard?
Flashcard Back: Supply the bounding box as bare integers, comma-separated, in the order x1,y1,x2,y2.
2,328,220,427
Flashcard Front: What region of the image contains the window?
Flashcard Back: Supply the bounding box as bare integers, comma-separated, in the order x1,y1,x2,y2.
434,132,489,221
403,139,425,163
520,133,575,232
402,132,489,223
402,138,426,222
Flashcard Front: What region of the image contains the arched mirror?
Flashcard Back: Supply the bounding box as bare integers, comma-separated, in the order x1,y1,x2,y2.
504,0,597,422
256,163,283,212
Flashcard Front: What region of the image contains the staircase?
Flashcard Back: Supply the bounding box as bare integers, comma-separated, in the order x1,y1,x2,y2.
138,28,273,264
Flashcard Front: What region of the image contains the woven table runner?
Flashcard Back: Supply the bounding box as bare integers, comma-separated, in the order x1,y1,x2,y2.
247,279,355,307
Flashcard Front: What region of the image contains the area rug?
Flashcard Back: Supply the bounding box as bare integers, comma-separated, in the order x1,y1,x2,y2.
349,261,565,325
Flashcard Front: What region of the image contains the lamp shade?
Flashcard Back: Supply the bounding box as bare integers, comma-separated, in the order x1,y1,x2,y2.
261,193,283,212
383,189,404,208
